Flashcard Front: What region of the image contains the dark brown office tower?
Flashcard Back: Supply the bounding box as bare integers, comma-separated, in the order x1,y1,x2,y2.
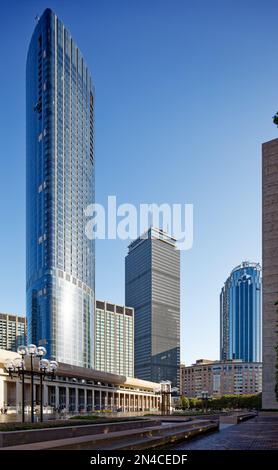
125,227,180,389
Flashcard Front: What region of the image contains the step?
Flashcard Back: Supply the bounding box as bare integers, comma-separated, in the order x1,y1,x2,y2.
2,420,218,450
0,418,160,448
94,421,217,450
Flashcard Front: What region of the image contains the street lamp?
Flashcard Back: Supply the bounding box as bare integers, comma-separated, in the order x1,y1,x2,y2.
201,390,209,413
4,345,58,423
17,345,28,422
27,344,38,423
4,357,25,422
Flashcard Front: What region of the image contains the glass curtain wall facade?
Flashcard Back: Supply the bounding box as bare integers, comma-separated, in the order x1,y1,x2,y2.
26,9,95,367
125,227,180,388
220,262,261,363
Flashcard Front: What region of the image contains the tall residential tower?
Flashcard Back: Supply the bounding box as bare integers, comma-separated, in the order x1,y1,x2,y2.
125,227,180,388
95,301,134,377
220,262,261,363
26,9,95,367
0,313,27,352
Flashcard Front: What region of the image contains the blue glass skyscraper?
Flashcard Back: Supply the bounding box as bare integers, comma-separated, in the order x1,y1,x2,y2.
26,9,95,367
220,262,261,363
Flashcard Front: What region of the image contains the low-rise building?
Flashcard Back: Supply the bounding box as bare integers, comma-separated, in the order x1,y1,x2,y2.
180,359,262,398
0,349,163,415
0,313,26,352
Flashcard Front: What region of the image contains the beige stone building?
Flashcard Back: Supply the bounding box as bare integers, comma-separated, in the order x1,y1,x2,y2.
180,359,262,398
0,349,163,415
262,138,278,409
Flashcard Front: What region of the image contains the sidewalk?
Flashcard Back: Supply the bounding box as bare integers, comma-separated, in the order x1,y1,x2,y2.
173,412,278,450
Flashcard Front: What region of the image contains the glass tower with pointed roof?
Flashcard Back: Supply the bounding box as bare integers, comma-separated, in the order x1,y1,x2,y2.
220,262,261,362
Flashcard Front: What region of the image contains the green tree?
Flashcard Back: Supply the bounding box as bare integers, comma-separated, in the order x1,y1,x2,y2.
179,396,190,410
208,393,261,410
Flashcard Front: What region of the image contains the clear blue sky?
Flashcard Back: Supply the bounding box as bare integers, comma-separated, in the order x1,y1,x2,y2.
0,0,277,365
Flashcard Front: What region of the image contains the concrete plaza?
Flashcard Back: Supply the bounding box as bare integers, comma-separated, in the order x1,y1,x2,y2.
173,412,278,450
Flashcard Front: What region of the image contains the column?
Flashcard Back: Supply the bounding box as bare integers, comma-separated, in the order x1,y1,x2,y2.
0,378,4,408
75,388,78,413
84,388,87,412
16,380,20,413
66,387,69,412
55,385,59,409
99,390,102,410
92,389,95,411
4,380,8,406
43,384,47,406
128,393,131,412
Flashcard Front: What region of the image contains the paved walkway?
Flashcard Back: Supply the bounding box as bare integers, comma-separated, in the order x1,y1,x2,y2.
173,413,278,450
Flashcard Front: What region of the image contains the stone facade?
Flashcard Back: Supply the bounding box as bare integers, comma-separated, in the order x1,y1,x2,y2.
262,138,278,409
180,359,262,398
0,349,162,415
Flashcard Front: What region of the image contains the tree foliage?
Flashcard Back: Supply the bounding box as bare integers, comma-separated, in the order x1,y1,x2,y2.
207,393,261,410
180,393,262,410
273,112,278,127
179,396,190,409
